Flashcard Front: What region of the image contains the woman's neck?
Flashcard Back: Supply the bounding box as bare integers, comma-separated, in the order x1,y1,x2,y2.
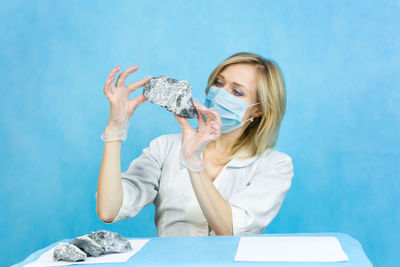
208,127,245,156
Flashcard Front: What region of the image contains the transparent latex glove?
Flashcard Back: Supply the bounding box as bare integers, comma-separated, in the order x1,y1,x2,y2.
101,65,151,141
174,100,222,172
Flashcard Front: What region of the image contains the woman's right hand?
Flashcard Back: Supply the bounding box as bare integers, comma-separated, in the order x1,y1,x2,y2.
104,65,151,127
101,65,151,141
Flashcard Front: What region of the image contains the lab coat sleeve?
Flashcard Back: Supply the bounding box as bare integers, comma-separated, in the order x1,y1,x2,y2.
228,152,294,235
97,135,166,223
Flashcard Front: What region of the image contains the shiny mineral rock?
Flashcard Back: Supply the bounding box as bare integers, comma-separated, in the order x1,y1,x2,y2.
53,243,87,262
69,234,105,257
89,230,132,254
143,76,198,118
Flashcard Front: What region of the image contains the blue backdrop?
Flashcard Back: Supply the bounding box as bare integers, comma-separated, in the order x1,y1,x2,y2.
1,1,399,266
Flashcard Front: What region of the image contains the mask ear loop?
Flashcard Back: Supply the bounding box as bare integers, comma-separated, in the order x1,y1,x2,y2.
244,102,260,124
248,102,261,107
242,117,254,124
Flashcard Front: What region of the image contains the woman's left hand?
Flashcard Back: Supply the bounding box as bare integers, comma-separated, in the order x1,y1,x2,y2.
174,100,222,171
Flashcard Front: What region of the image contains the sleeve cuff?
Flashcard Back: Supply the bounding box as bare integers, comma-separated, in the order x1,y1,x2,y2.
231,205,246,235
94,181,130,224
110,180,131,223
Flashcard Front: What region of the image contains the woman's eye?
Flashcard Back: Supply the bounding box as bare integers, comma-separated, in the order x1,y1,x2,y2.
214,80,223,87
233,88,243,96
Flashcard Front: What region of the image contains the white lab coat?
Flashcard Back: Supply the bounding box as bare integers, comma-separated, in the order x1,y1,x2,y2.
95,133,294,237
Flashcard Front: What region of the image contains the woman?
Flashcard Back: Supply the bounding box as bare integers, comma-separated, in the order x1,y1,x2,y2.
96,52,294,236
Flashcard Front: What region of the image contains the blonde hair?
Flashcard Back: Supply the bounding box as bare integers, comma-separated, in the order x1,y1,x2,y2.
205,52,287,163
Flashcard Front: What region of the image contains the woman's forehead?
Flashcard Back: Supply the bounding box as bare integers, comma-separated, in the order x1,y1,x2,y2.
219,64,258,92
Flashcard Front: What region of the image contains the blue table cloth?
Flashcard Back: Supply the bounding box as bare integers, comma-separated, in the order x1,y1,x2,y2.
13,232,372,266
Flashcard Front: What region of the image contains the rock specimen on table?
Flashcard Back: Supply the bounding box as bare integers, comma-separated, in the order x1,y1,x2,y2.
53,230,132,262
89,230,132,254
53,243,87,262
143,76,198,118
69,234,105,257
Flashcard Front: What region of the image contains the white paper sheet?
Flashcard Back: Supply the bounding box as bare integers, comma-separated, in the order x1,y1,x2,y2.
24,239,150,267
235,236,349,262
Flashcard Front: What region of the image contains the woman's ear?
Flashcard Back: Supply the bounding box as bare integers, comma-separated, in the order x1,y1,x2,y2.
253,106,263,118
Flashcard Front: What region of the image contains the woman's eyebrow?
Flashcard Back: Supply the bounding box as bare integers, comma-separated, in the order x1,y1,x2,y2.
218,74,248,93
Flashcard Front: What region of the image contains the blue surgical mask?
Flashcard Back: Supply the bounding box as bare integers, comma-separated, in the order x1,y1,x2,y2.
204,86,260,133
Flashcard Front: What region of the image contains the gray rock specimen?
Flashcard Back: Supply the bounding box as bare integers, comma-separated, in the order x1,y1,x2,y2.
143,76,198,118
89,230,132,254
53,243,87,262
53,230,132,262
69,234,105,257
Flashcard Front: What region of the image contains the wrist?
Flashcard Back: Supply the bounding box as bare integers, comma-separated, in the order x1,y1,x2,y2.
101,120,130,142
106,116,128,128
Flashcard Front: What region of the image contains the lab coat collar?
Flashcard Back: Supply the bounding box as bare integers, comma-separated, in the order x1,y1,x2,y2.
226,155,259,168
226,148,273,168
179,153,259,170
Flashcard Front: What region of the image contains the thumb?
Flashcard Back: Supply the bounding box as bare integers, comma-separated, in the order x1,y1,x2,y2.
174,115,192,132
127,95,147,117
132,95,147,105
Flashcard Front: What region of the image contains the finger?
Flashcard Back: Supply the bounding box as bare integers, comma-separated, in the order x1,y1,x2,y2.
202,106,219,125
204,109,217,122
131,95,147,106
104,66,120,95
209,119,218,129
106,66,120,83
116,65,138,88
174,115,193,131
208,108,222,127
192,98,201,106
126,75,151,93
193,102,206,128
